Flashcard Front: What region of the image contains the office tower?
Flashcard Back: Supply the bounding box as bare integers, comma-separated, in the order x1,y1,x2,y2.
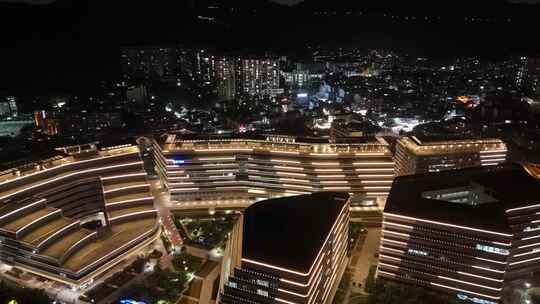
394,135,507,176
153,134,395,203
219,192,350,304
215,57,237,100
378,164,540,304
0,144,158,286
121,46,177,84
235,58,281,97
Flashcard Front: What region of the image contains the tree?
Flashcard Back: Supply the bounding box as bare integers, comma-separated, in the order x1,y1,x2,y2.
0,281,50,304
367,280,459,304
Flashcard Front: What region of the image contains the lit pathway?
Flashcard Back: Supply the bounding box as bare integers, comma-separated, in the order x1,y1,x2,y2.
151,180,183,249
351,228,381,294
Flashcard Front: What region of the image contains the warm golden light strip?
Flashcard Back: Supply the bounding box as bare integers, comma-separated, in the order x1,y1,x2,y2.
101,173,147,181
0,162,143,201
270,159,301,164
193,148,252,152
103,184,149,194
0,151,138,187
355,168,394,172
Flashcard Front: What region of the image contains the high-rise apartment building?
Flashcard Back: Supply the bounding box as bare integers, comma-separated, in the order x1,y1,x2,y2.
394,135,507,176
215,57,237,100
378,164,540,304
235,58,281,97
121,46,178,84
219,192,350,304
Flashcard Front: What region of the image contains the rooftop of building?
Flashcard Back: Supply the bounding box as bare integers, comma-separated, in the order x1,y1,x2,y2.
396,136,507,156
242,192,349,273
159,133,382,145
385,163,540,234
410,134,504,146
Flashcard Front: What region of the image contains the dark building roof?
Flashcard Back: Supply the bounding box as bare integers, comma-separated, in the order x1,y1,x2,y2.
242,192,349,273
385,164,540,234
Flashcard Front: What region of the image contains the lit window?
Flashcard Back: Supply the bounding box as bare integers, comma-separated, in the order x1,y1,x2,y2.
475,244,509,255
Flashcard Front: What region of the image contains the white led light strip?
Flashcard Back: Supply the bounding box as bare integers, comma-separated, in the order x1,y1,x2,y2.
0,152,138,188
0,198,46,220
437,275,502,291
0,162,143,201
506,202,540,213
100,173,146,181
384,213,513,237
77,227,156,273
37,220,80,248
430,282,500,300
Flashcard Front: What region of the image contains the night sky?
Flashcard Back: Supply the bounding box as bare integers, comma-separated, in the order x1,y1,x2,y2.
0,0,539,94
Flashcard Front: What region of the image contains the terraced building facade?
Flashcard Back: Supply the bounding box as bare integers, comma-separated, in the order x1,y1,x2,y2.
0,143,158,287
378,164,540,304
154,134,394,203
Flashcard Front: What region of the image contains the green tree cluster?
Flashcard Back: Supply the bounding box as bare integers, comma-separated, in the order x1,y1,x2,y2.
367,280,460,304
0,281,50,304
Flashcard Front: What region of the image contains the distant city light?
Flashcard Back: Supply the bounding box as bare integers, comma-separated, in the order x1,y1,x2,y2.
120,300,147,304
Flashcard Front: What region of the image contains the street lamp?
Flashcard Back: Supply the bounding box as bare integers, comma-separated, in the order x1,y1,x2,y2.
525,282,532,288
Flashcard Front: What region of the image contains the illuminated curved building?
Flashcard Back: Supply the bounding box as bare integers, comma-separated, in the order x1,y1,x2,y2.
154,134,394,203
219,192,350,304
0,144,158,286
394,135,508,176
524,162,540,179
378,164,540,304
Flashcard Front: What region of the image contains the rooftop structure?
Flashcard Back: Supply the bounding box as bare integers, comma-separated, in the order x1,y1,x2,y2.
0,144,158,287
394,135,507,176
219,192,350,304
378,164,540,304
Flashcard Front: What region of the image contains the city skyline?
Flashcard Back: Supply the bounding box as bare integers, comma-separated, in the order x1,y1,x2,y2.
1,1,540,304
